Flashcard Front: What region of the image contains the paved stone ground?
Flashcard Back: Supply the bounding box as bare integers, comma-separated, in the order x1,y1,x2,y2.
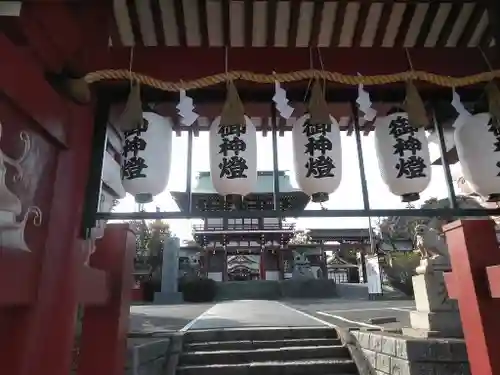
286,298,415,330
129,303,214,333
185,300,326,330
129,299,416,333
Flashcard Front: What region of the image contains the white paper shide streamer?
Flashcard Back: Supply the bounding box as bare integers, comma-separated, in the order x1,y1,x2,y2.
454,113,500,201
374,112,431,202
273,81,294,119
292,114,342,203
122,112,173,203
209,116,258,196
177,89,199,126
356,75,377,121
450,88,471,130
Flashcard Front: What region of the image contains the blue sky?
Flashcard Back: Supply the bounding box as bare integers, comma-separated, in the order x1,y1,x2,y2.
114,130,460,241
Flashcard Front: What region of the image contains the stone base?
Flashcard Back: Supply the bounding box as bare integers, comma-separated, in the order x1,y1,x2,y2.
412,273,458,312
402,327,464,339
153,292,183,305
409,310,463,337
350,330,470,375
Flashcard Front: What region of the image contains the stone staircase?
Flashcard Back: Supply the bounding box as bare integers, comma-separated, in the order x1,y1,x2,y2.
175,327,359,374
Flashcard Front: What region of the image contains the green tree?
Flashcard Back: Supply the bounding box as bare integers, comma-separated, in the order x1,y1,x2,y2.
129,218,171,278
376,195,486,295
289,229,312,245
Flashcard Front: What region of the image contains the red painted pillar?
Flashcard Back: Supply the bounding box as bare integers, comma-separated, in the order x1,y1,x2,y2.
77,224,136,375
443,220,500,375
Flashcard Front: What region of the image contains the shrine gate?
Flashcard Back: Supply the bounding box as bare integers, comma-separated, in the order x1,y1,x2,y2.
2,1,500,375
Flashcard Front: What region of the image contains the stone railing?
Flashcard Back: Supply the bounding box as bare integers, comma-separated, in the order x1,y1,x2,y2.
124,337,172,375
348,329,470,375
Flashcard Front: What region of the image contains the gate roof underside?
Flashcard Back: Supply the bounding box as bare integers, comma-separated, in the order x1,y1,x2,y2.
96,0,500,135
112,0,494,49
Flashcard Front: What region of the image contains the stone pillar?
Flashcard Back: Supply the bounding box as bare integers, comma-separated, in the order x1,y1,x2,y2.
154,237,183,304
402,271,463,338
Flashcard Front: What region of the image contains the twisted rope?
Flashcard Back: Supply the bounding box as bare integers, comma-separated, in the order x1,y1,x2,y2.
84,69,500,92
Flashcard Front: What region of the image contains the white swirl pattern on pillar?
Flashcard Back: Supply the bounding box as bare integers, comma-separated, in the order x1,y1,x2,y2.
209,116,257,196
454,113,500,201
122,112,173,203
292,114,342,202
374,112,431,202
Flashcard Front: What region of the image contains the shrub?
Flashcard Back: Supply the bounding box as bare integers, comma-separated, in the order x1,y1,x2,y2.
180,277,217,302
382,252,420,296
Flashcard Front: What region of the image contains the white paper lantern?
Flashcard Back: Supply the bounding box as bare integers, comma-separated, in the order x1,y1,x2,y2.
122,112,173,203
292,114,342,202
454,113,500,201
374,112,431,202
209,116,257,196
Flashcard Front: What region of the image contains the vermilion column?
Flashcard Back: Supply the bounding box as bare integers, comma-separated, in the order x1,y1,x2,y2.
443,220,500,375
77,224,136,375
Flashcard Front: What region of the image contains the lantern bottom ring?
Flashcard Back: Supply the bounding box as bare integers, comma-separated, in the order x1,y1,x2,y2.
486,194,500,203
311,192,329,203
135,193,154,204
401,193,420,203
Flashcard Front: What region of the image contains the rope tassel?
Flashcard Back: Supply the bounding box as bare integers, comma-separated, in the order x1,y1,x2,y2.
117,81,143,132
308,80,330,125
404,80,429,128
220,80,245,126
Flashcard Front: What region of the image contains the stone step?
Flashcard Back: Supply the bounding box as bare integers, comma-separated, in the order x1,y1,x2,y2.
179,345,350,366
176,358,358,375
184,338,343,351
183,327,338,343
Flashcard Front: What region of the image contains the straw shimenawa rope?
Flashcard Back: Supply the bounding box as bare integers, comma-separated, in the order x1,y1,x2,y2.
84,69,500,91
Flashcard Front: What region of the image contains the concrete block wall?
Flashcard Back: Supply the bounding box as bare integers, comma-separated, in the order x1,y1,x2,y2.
124,338,171,375
350,330,470,375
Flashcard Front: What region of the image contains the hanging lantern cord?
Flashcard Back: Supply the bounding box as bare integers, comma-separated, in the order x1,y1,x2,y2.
404,48,415,79
224,46,230,90
128,46,135,88
316,47,326,96
303,47,315,103
479,46,494,74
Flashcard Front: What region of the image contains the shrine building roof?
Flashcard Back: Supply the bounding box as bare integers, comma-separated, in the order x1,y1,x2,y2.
171,171,310,212
191,171,299,194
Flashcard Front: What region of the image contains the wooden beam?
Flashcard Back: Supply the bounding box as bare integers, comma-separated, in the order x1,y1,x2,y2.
18,0,112,76
87,47,498,86
0,33,68,146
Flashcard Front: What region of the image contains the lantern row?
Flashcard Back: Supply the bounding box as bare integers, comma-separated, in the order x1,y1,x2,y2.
119,110,500,205
117,81,500,206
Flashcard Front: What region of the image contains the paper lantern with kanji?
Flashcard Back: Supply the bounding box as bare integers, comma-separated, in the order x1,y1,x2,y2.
374,112,431,202
122,112,173,203
454,113,500,201
292,114,342,202
209,116,257,196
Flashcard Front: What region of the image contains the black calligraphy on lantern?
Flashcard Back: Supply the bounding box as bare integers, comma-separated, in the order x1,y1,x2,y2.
122,118,149,180
302,120,335,179
218,123,248,179
389,116,427,179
